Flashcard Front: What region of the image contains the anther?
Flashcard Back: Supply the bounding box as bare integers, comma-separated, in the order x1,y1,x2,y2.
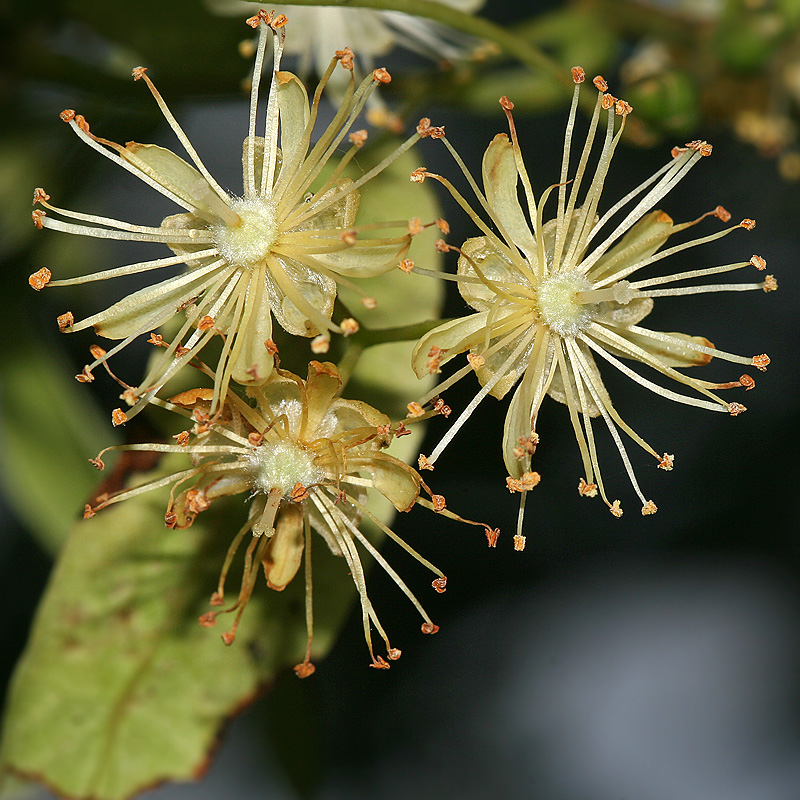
485,528,500,547
197,315,215,330
593,75,609,91
372,68,392,84
198,612,217,628
421,622,439,634
28,267,51,290
641,500,658,516
467,353,485,369
499,95,514,110
248,432,264,446
294,662,316,678
601,93,616,110
265,338,278,355
111,408,128,427
131,66,147,81
348,129,367,147
418,454,434,471
658,453,674,470
341,318,359,336
75,366,94,383
714,206,731,222
740,374,756,390
407,217,424,236
752,354,770,371
340,230,357,245
173,431,190,447
609,500,623,518
513,534,526,552
270,14,288,29
763,275,778,292
310,335,330,354
336,48,355,70
615,99,633,116
750,254,766,270
728,402,747,416
31,209,45,229
290,483,309,502
431,495,446,512
407,402,425,418
89,457,105,471
505,472,540,493
431,576,447,593
387,648,402,661
399,259,415,273
32,188,50,205
571,66,585,84
427,346,444,374
434,238,451,253
83,504,96,519
410,167,428,183
56,312,74,331
578,478,598,497
740,218,756,230
435,218,450,235
370,656,390,669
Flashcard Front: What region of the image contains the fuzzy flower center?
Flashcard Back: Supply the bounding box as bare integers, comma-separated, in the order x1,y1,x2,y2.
537,272,596,338
247,440,326,497
212,197,279,269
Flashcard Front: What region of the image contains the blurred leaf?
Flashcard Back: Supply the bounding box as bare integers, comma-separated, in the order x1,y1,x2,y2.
625,70,699,137
0,455,356,800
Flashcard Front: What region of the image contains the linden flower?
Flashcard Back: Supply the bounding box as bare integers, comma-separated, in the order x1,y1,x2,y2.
410,69,775,531
29,11,426,424
85,361,494,673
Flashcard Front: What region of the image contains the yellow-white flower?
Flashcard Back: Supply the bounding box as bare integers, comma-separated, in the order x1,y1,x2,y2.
410,69,775,533
29,11,425,424
86,361,494,673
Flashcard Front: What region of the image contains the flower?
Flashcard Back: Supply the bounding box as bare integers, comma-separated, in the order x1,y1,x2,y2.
410,70,775,532
85,361,495,673
29,11,426,424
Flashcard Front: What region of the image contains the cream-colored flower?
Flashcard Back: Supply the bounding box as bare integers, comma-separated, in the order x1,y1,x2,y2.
86,361,494,673
410,70,774,531
30,12,425,424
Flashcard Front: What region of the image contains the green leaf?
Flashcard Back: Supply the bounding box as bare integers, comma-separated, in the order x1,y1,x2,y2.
0,456,355,800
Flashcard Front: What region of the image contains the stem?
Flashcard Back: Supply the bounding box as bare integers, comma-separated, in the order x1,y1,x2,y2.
242,0,572,91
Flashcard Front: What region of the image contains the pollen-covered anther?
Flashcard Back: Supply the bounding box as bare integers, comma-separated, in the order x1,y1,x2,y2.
31,209,45,229
198,612,217,628
407,217,424,236
427,345,444,374
506,472,541,493
264,338,278,355
111,408,128,427
348,128,367,147
763,275,778,292
370,655,390,669
173,431,191,447
435,218,450,235
671,145,688,158
415,117,444,138
310,335,330,354
32,188,50,205
121,388,138,407
601,93,616,111
340,317,359,336
197,315,215,330
571,66,585,84
89,456,104,471
294,662,316,678
713,205,731,222
609,500,623,518
399,258,415,273
513,534,526,552
83,504,96,519
515,434,538,457
56,312,74,331
410,167,428,184
28,267,51,290
467,353,485,370
752,354,770,371
290,483,310,502
340,230,357,245
740,374,756,390
434,238,451,254
245,13,261,27
394,423,411,437
728,402,747,416
221,631,236,646
499,95,514,110
75,366,94,383
131,66,147,81
431,494,446,512
485,527,500,547
407,401,425,418
432,576,447,593
641,500,658,516
248,432,264,447
417,454,434,471
421,622,439,634
89,345,106,359
186,489,211,515
60,109,76,122
750,254,767,270
578,478,598,497
658,453,674,470
615,99,633,116
270,13,288,29
432,398,451,418
593,75,609,91
740,218,756,230
336,48,355,70
148,333,166,347
174,345,191,358
164,511,178,528
372,67,392,84
387,648,402,661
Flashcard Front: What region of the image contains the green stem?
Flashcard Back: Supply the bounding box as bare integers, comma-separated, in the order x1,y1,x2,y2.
246,0,572,92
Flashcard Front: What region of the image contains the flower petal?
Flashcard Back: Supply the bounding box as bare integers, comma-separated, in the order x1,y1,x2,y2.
359,452,420,512
302,361,343,439
411,312,490,378
457,236,524,311
614,329,715,367
262,502,305,591
276,71,311,172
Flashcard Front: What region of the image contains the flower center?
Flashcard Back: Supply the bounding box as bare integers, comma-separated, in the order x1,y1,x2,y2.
247,440,326,497
536,272,596,338
212,197,279,269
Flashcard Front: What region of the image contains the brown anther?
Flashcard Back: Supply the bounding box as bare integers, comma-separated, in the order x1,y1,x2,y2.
615,99,633,116
593,75,609,91
164,511,178,528
360,296,378,310
89,344,106,359
131,66,147,81
728,402,747,416
197,315,215,330
601,93,616,110
410,167,428,184
763,275,778,292
387,648,402,661
148,332,167,347
248,432,265,447
173,431,190,447
467,353,485,370
506,472,541,493
513,534,526,552
399,258,415,273
210,591,224,607
427,345,444,374
294,662,316,678
571,66,585,84
370,656,391,670
407,402,425,418
270,13,288,29
89,456,105,471
245,13,262,28
752,354,770,371
348,129,368,148
415,117,444,138
395,423,411,437
739,374,756,390
435,218,450,235
174,345,191,357
432,576,447,593
671,145,688,158
83,504,96,519
407,217,424,236
75,366,94,383
198,612,217,628
740,218,756,230
516,434,539,456
56,312,74,331
290,483,309,502
372,67,391,84
310,336,330,354
421,622,439,634
28,267,51,291
686,140,713,157
713,206,731,222
336,47,354,70
416,118,431,135
186,489,211,515
499,95,515,110
340,317,359,336
340,230,357,245
221,631,236,646
418,454,434,471
658,453,674,470
31,209,45,229
641,500,658,516
32,188,50,205
485,528,499,548
434,239,451,253
111,408,128,427
609,500,623,518
265,338,278,355
431,494,446,512
60,109,76,122
578,478,598,497
121,388,138,407
750,254,767,270
432,398,451,418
